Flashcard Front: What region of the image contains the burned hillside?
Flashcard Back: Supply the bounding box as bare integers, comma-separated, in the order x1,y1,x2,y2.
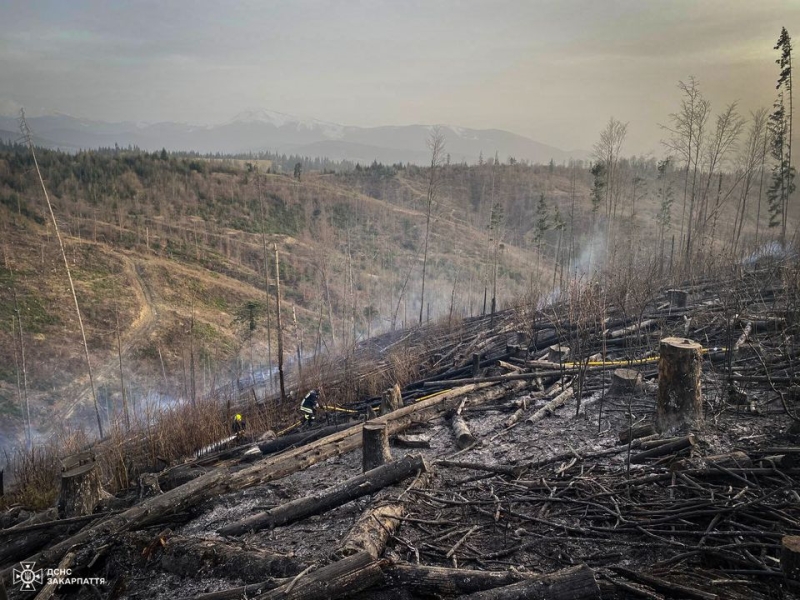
2,261,800,600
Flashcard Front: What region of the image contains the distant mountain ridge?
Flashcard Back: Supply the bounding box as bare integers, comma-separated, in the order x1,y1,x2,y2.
0,110,588,165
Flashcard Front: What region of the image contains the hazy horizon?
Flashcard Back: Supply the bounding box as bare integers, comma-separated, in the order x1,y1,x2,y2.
1,0,798,156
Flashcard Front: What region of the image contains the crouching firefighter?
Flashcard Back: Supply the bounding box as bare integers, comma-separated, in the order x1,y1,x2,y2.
232,413,246,436
300,389,320,427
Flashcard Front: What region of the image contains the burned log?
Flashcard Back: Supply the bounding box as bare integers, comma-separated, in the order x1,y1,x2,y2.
363,423,392,472
629,434,696,464
384,563,544,597
450,415,477,449
1,381,517,583
254,551,384,600
57,451,106,519
257,421,358,456
546,345,570,364
526,387,574,425
393,435,431,449
336,504,405,560
655,337,703,432
617,422,656,445
454,564,599,600
138,473,162,500
219,454,429,535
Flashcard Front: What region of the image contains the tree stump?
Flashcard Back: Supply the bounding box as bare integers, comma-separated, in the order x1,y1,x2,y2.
617,422,656,445
610,369,643,395
655,337,703,432
363,423,392,472
547,345,570,364
782,536,800,580
450,415,477,449
380,384,403,415
472,353,481,377
138,473,163,500
57,451,105,519
667,289,688,308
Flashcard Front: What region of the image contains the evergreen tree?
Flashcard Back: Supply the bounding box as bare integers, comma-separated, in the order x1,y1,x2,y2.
768,27,795,243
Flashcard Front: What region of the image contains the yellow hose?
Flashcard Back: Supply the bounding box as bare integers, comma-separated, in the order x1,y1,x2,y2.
561,346,726,368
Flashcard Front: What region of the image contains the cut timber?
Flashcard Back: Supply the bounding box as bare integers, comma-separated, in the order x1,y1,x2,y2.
335,472,429,559
254,550,384,600
363,423,392,472
705,451,752,468
655,337,703,432
610,369,643,395
133,532,306,581
617,423,656,445
385,563,543,597
667,289,688,308
455,564,599,600
526,387,574,425
257,422,356,456
629,434,696,464
219,454,428,535
32,549,75,600
782,536,800,580
57,451,106,519
1,381,519,582
380,384,403,415
547,345,570,364
450,415,477,449
608,319,656,339
393,435,430,449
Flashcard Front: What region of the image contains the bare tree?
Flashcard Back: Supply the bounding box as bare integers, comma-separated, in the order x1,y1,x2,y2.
419,126,446,325
592,117,628,226
733,108,769,253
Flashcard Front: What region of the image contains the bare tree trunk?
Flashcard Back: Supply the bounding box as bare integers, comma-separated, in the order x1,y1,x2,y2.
274,244,286,404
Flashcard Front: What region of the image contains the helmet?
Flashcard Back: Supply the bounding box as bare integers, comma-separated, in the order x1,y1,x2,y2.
235,414,243,422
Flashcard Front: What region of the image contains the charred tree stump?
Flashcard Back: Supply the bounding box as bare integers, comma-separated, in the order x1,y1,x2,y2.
472,353,481,377
610,369,643,395
380,384,403,415
782,536,800,580
655,337,703,432
57,452,105,519
138,473,162,500
667,289,688,308
547,345,570,364
450,415,477,449
220,454,428,535
455,564,599,600
363,423,392,472
617,423,656,445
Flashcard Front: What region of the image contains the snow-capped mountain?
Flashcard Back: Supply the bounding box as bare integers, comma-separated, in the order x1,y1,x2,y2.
0,110,587,165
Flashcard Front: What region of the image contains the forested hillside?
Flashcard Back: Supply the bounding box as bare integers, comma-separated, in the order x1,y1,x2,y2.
0,122,787,450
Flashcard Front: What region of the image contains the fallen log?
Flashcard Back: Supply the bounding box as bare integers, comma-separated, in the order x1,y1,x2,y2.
132,532,306,582
526,387,574,425
257,422,358,456
617,423,656,445
608,319,656,339
450,415,477,449
33,549,76,600
1,381,511,582
335,471,430,560
384,563,542,597
629,435,696,464
254,551,385,600
393,435,430,449
455,564,599,600
219,454,429,535
609,567,717,600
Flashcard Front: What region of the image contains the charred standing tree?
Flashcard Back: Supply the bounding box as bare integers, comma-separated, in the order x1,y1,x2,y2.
655,337,703,432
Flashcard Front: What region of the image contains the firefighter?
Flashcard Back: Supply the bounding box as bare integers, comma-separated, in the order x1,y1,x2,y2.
232,413,246,435
300,389,320,427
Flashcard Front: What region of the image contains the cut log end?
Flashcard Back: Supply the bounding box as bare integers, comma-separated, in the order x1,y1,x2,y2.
610,369,643,395
782,536,800,580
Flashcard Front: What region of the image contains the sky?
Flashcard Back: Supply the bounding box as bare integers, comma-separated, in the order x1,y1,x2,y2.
0,0,797,155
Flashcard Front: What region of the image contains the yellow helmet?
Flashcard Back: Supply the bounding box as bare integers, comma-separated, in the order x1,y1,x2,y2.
235,413,243,422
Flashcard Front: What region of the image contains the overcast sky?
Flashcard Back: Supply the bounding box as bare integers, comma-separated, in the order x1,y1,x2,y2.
1,0,797,155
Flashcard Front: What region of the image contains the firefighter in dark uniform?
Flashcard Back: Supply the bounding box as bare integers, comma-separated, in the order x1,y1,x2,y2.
232,413,246,435
300,389,320,427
